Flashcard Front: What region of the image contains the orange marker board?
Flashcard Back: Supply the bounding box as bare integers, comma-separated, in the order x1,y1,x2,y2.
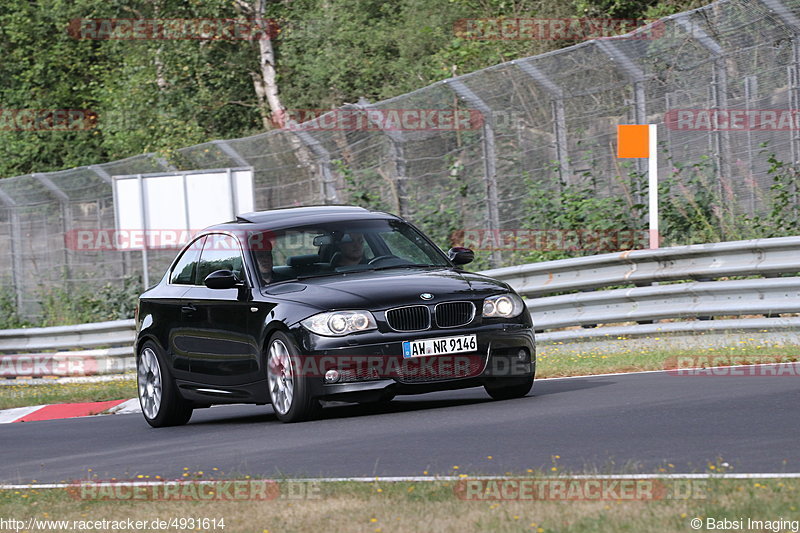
617,124,649,158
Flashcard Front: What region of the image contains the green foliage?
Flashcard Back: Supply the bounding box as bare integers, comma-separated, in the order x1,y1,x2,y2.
657,155,741,245
506,161,646,264
0,285,27,329
755,148,800,237
36,276,140,327
337,160,392,212
574,0,707,19
0,0,705,177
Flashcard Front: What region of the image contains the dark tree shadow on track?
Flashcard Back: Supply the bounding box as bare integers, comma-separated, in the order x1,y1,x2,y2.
184,378,614,426
532,377,615,397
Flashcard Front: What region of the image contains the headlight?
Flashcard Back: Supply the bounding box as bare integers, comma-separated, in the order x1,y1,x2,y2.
482,294,525,318
301,310,377,336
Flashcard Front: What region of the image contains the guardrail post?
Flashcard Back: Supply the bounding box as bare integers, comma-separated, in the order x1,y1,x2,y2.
595,39,648,205
445,78,502,268
352,100,410,218
0,188,23,314
33,173,73,285
513,59,572,184
293,131,340,205
674,16,731,202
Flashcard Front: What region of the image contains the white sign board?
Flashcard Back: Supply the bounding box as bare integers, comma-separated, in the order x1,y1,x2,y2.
112,168,254,251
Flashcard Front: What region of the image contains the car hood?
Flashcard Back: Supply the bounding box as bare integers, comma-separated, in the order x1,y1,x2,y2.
262,267,512,310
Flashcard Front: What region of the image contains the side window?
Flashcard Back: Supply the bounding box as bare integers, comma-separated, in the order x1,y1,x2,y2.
169,239,204,285
196,234,245,284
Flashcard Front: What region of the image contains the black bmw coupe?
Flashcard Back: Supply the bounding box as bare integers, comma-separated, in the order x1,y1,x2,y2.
135,206,535,426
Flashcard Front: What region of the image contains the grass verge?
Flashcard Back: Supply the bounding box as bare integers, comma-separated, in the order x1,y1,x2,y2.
0,377,137,410
536,340,800,378
0,476,798,533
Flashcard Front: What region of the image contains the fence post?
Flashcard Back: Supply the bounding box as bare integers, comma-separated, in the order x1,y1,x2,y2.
293,131,340,205
91,165,133,282
514,59,572,184
595,39,648,204
352,101,410,218
0,188,23,314
89,165,112,184
33,173,72,284
212,139,251,168
744,76,758,215
675,16,731,203
759,0,800,166
445,78,502,268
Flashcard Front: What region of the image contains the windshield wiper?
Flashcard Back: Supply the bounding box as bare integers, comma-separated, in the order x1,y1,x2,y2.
294,271,349,280
370,263,447,271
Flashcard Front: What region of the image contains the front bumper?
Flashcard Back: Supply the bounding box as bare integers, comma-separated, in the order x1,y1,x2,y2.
294,322,535,401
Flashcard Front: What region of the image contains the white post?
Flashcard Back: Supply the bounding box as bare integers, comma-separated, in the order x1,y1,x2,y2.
648,124,659,249
137,173,150,289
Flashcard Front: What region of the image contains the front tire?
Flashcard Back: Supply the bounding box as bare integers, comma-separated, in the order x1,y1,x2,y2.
137,341,193,427
266,331,321,423
484,374,534,401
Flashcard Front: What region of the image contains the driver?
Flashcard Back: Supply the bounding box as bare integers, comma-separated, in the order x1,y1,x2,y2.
333,232,366,266
250,232,274,283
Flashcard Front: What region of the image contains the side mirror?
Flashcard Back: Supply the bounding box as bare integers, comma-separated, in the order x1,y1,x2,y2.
204,269,242,290
448,247,474,266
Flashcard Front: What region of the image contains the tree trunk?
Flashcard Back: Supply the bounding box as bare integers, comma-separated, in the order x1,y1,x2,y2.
234,0,336,204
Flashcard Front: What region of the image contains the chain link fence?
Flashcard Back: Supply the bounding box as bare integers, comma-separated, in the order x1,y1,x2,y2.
1,0,799,319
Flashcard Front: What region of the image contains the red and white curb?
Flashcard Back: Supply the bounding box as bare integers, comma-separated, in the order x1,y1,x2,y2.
1,362,794,424
0,398,139,423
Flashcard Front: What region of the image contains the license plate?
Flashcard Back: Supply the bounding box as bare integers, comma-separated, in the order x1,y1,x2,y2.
402,334,477,358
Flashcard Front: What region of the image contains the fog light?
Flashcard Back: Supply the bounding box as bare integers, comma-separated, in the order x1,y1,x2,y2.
517,349,528,361
324,369,340,383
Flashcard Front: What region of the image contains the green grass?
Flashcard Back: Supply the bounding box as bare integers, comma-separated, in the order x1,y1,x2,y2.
0,476,798,533
0,377,137,410
537,340,800,378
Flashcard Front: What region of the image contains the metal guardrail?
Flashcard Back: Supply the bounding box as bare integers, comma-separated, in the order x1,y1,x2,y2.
2,236,800,378
0,320,135,378
481,236,800,344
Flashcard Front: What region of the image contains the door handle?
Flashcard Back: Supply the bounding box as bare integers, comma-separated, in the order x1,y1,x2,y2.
181,304,197,315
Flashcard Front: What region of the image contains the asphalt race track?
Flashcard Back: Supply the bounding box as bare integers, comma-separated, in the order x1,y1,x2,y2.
2,369,799,484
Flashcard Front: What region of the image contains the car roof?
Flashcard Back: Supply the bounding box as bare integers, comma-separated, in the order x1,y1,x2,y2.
205,205,402,233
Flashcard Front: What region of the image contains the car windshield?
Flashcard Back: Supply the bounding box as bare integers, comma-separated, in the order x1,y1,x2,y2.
248,219,451,285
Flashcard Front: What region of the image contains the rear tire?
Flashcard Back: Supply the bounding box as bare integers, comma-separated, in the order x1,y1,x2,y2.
137,341,193,427
266,331,322,423
484,374,534,401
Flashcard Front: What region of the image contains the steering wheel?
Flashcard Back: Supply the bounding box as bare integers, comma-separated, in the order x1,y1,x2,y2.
368,254,399,265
